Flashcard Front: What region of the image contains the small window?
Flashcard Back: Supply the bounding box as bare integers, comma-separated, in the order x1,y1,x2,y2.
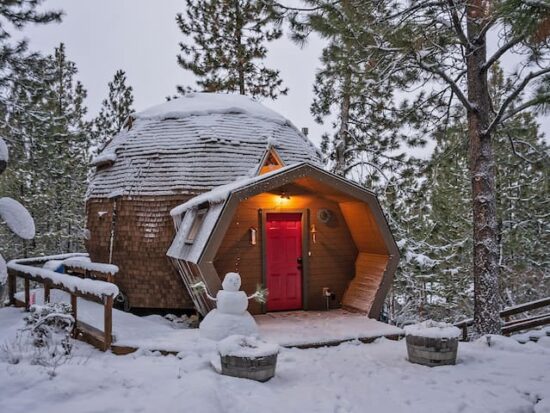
259,148,284,175
185,208,208,244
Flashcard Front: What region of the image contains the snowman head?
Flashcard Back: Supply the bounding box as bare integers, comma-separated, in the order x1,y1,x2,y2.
222,272,241,292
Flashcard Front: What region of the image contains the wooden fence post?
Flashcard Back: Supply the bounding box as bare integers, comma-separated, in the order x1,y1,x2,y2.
104,295,113,351
71,294,78,337
44,281,50,303
24,278,30,310
8,270,16,306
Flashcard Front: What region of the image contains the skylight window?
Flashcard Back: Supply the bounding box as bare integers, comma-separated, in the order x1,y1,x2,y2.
185,208,208,244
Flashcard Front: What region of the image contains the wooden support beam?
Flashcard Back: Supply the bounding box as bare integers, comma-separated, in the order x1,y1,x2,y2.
502,313,550,335
71,294,78,338
24,278,30,310
44,282,51,303
104,296,113,351
8,271,16,306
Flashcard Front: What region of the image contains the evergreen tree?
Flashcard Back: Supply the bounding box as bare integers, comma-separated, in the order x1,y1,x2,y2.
93,70,134,151
0,1,62,116
293,1,419,185
0,44,90,258
288,0,550,335
176,0,287,99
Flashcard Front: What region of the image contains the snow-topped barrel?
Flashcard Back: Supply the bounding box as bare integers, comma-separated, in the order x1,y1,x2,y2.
85,93,322,311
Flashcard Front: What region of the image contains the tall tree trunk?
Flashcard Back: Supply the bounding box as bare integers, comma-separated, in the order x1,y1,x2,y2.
466,1,501,335
334,70,351,176
235,0,246,95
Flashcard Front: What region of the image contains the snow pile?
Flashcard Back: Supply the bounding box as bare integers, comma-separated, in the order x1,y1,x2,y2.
217,335,279,358
404,320,461,339
134,93,287,124
1,305,550,413
7,261,119,297
63,258,119,275
0,197,35,239
90,152,117,166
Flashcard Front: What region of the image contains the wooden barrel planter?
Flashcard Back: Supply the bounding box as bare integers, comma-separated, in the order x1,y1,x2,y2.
217,335,279,382
405,321,460,367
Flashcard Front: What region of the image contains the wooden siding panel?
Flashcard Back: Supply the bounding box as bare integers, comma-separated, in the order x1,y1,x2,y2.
339,202,388,255
213,190,358,314
342,253,389,313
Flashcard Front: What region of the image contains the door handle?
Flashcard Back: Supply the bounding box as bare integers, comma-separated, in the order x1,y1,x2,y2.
297,257,303,270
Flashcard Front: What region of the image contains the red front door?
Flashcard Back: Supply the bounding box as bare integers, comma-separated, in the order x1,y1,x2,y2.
266,213,303,311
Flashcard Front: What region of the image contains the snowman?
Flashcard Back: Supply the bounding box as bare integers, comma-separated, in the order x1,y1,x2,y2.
199,272,261,341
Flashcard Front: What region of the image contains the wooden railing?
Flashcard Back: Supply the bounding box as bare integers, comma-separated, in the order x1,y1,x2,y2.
455,297,550,340
7,254,119,351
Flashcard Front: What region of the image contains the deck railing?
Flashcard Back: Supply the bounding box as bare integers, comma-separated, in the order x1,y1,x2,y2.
455,297,550,340
7,254,119,351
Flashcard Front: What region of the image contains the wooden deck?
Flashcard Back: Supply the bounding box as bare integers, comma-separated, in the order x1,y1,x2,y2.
15,289,404,354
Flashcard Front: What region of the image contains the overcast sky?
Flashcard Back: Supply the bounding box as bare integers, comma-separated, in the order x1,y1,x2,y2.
23,0,328,147
22,0,548,155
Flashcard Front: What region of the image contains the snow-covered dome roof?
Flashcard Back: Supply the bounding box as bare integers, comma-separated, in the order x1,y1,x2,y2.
86,93,322,199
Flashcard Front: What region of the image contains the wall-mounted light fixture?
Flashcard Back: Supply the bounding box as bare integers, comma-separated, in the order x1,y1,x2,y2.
311,224,317,244
249,227,257,246
280,191,290,200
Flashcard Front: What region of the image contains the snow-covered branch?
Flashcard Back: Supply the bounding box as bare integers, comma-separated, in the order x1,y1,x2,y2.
484,67,550,136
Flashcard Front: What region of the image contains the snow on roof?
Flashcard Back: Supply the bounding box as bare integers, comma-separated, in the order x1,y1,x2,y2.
87,93,321,199
170,163,298,217
167,201,225,263
135,92,286,123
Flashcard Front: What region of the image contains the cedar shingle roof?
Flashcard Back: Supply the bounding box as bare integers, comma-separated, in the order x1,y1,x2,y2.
86,93,322,199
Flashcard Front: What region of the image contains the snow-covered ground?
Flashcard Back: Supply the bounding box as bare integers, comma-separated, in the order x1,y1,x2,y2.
1,306,550,413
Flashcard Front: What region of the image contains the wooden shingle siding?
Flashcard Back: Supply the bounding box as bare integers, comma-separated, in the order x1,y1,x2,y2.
213,191,358,315
86,196,194,309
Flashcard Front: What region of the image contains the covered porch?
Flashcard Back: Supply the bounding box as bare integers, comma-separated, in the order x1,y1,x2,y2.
167,163,400,319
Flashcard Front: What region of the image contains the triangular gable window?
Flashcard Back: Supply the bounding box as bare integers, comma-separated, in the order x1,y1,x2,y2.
258,148,284,175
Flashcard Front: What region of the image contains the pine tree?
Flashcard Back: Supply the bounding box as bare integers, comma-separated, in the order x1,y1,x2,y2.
0,1,62,115
93,70,134,151
291,1,419,186
0,44,90,258
290,0,550,335
176,0,287,99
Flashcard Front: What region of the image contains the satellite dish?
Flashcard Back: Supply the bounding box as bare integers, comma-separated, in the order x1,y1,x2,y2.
317,208,333,224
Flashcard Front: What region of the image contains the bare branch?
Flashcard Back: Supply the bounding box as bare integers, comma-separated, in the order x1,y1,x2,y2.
446,0,470,48
415,56,473,111
485,67,550,135
500,94,550,123
481,35,526,73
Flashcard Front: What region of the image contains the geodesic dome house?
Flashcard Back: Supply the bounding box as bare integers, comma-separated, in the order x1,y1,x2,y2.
85,93,398,316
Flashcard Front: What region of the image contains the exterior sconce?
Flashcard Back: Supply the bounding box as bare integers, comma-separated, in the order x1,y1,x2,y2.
280,191,290,200
249,227,257,245
311,224,317,244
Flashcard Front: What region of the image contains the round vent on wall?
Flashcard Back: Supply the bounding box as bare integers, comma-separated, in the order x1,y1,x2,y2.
317,208,333,224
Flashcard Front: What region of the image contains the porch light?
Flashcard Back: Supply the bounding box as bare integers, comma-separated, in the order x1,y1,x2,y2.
279,191,290,200
249,227,257,246
311,224,317,244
